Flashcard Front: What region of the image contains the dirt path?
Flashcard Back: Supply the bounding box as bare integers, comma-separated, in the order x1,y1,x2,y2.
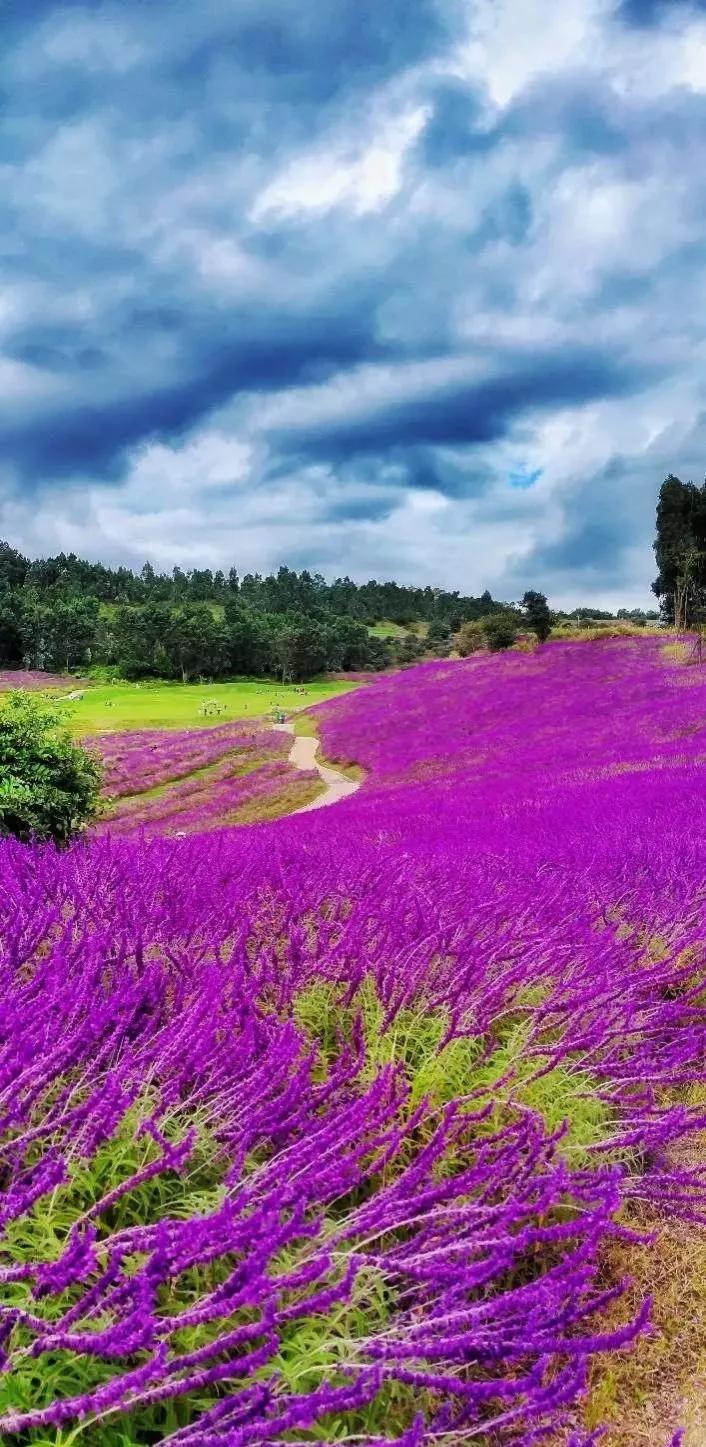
272,722,360,812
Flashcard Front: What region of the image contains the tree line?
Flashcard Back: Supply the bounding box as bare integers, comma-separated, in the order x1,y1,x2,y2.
0,542,515,682
653,474,706,628
1,529,667,682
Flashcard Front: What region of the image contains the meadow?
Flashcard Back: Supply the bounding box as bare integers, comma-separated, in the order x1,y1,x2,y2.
0,673,359,833
57,679,357,734
366,621,430,639
0,637,705,1445
91,723,326,835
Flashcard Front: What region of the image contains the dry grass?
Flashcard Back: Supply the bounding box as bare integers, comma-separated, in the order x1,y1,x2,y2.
232,774,326,823
577,1216,706,1445
661,641,694,667
551,624,666,643
575,1103,706,1446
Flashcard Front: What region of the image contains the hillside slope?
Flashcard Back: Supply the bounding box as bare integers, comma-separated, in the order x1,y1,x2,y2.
0,638,705,1445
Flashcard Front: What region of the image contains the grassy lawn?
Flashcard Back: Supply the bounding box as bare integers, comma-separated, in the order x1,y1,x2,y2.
367,619,430,639
49,678,359,736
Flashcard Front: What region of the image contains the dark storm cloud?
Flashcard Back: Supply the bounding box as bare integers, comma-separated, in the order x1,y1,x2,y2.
419,74,627,166
419,80,498,164
503,458,644,600
0,0,458,486
269,352,652,465
1,299,390,481
304,449,495,514
176,0,451,103
530,517,629,575
619,0,706,24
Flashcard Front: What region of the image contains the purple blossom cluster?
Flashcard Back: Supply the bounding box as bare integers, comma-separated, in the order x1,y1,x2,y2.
0,668,79,691
98,757,319,835
91,724,312,836
0,637,704,1444
314,635,706,793
94,723,289,798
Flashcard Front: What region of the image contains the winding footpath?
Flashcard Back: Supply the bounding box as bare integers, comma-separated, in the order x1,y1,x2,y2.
272,721,360,812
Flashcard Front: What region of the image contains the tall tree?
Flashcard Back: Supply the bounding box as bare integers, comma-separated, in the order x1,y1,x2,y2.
0,540,28,591
0,588,23,666
653,475,706,627
274,617,328,682
224,604,275,676
522,590,553,643
43,596,100,673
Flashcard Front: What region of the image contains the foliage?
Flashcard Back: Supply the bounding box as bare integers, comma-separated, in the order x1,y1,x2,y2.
455,619,486,655
0,692,102,844
21,593,101,675
522,588,553,641
653,474,706,626
482,611,519,650
0,540,515,680
390,630,427,666
617,607,659,623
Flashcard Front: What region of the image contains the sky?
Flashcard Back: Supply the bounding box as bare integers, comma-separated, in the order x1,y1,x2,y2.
2,0,706,608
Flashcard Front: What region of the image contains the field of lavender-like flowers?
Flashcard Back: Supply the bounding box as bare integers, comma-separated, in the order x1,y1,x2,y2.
0,670,81,692
1,637,705,1445
91,724,323,835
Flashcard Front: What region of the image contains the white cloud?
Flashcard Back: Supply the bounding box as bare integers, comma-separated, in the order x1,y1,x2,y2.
251,106,429,220
128,433,256,494
15,9,143,76
456,0,608,107
18,120,118,236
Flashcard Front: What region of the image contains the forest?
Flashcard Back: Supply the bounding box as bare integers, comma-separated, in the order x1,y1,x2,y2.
0,540,512,681
0,538,664,683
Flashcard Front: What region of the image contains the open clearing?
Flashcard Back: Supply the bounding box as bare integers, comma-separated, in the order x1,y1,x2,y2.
50,676,360,734
367,618,430,638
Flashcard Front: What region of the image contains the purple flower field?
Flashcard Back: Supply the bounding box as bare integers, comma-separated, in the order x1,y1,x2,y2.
94,723,289,798
0,669,80,692
1,638,705,1444
100,757,319,836
91,725,322,835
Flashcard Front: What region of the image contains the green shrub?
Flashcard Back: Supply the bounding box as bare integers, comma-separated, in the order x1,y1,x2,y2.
86,663,124,683
0,692,102,844
456,620,486,656
483,613,519,651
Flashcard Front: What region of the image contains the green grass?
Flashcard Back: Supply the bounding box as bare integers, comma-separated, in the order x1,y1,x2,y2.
293,978,614,1164
367,620,430,639
33,678,359,737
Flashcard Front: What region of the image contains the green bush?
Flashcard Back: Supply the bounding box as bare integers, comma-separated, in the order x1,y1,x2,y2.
86,663,124,683
0,692,102,845
455,620,486,656
482,613,519,651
